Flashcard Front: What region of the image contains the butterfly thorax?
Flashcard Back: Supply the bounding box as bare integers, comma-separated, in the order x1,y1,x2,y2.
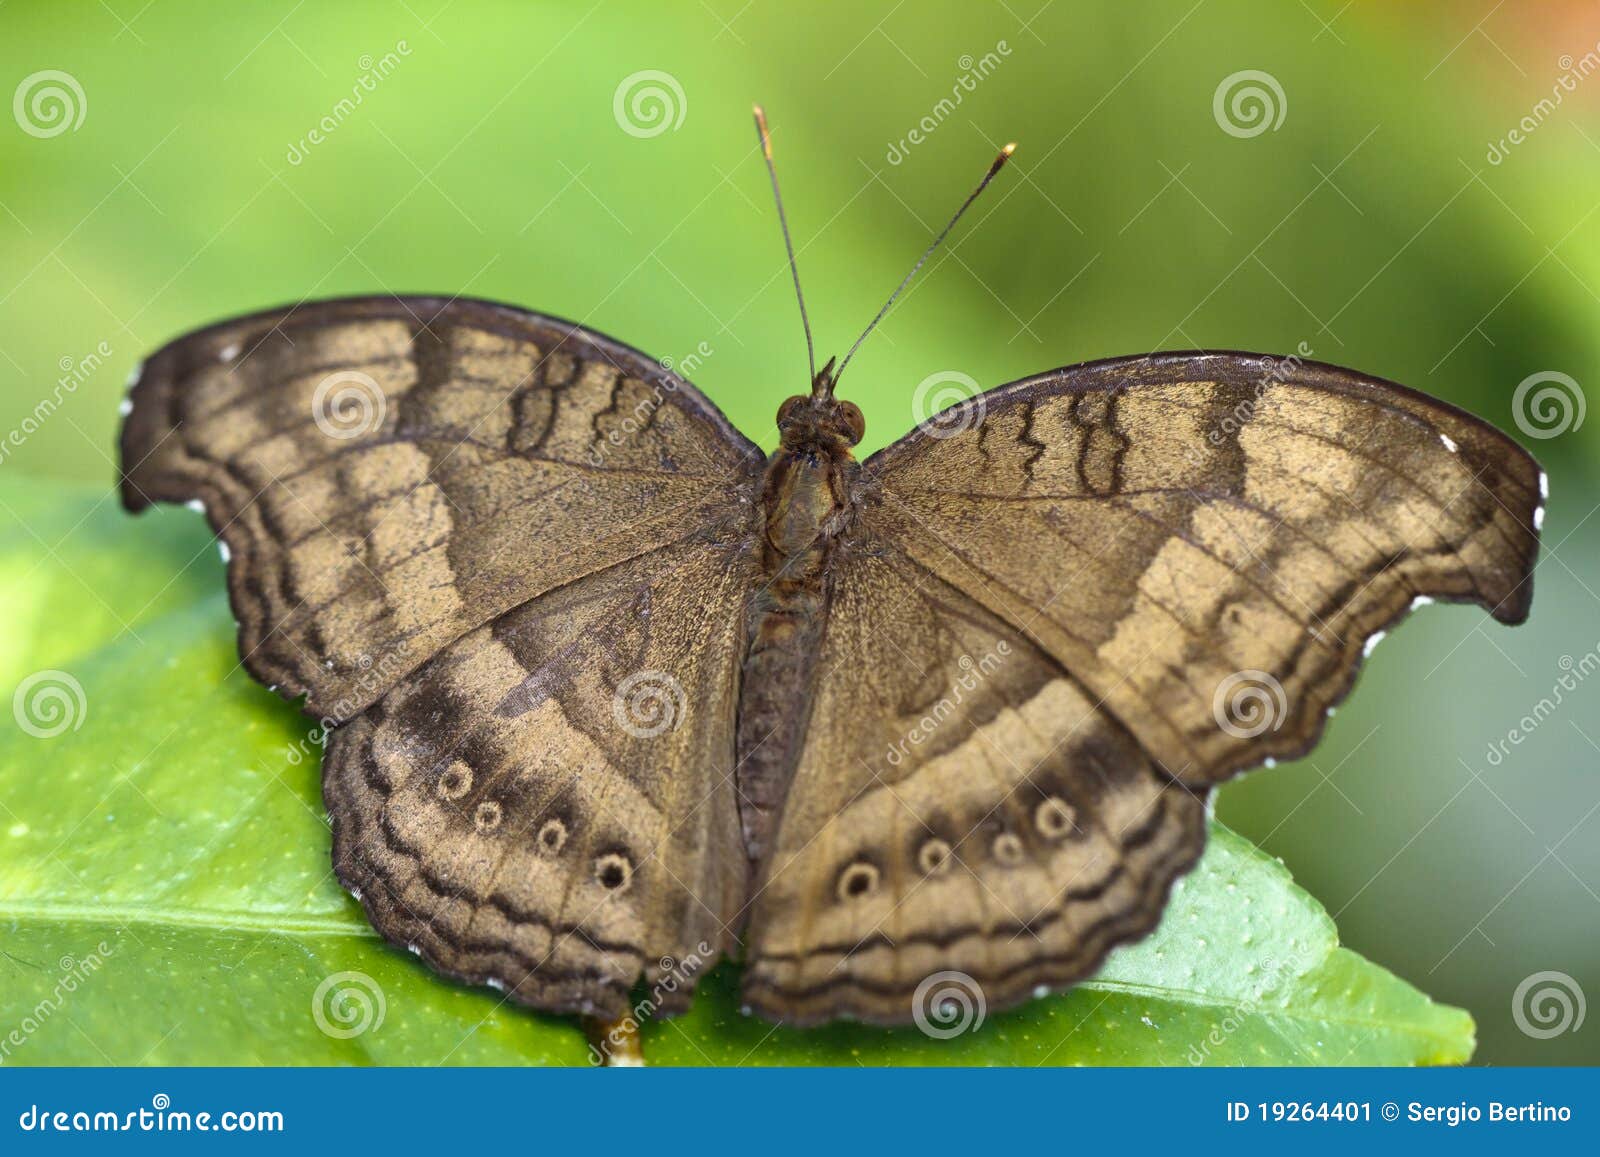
734,389,864,868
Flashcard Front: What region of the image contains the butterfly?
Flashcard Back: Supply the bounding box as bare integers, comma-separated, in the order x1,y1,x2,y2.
118,108,1542,1054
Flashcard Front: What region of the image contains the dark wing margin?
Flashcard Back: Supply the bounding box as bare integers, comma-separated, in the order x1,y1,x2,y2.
118,294,762,723
862,350,1542,790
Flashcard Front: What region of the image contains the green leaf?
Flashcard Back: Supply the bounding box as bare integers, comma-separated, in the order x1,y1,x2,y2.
0,475,1473,1066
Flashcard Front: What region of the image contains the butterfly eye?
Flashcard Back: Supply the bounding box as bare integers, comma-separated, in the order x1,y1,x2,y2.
837,401,865,445
776,396,807,426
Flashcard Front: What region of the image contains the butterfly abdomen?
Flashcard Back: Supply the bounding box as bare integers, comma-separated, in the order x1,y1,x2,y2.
734,436,860,869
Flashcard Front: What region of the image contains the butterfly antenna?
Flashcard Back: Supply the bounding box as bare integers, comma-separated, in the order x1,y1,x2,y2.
753,104,817,386
836,141,1016,382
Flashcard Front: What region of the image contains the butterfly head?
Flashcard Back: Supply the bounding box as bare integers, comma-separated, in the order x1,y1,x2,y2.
777,356,865,448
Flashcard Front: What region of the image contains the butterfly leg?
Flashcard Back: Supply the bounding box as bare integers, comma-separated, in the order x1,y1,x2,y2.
583,1014,646,1067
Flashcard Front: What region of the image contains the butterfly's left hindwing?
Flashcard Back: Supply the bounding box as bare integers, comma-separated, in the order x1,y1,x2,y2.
325,531,753,1019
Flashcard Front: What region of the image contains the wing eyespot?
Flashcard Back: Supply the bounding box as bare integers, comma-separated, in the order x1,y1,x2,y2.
836,861,880,901
1034,796,1079,840
595,852,634,893
915,838,953,877
991,831,1026,866
473,800,503,833
436,762,473,801
537,817,568,856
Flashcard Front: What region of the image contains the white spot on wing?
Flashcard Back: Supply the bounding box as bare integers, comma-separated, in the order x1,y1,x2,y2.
1363,630,1387,658
1539,471,1549,500
1263,756,1277,769
219,341,241,362
184,499,205,513
1439,432,1459,453
118,398,133,416
218,541,231,563
485,978,506,992
124,362,143,389
1410,595,1435,610
1534,504,1546,530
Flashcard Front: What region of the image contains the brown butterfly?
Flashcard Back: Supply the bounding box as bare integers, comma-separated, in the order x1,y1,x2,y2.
118,108,1542,1057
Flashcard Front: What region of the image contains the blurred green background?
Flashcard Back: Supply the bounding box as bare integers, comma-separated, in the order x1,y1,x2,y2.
2,0,1596,1064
